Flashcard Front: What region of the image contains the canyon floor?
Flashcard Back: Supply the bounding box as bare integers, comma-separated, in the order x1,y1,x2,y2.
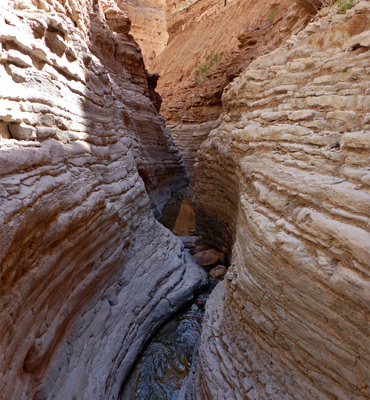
0,0,369,399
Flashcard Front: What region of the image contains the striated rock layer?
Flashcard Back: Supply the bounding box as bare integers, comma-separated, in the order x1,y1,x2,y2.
124,0,168,69
151,0,315,179
0,1,206,399
191,2,370,399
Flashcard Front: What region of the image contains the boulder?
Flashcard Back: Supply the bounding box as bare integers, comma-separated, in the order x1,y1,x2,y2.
209,265,228,280
193,249,224,267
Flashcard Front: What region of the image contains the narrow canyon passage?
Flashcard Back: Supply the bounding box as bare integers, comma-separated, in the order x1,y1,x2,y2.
118,187,230,399
0,1,369,400
126,1,370,399
120,190,221,399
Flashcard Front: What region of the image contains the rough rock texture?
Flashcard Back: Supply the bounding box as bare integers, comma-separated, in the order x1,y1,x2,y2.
124,0,168,69
0,1,207,399
150,0,315,179
168,121,217,180
191,2,370,399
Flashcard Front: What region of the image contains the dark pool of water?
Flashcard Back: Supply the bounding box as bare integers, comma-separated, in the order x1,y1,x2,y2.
131,299,206,400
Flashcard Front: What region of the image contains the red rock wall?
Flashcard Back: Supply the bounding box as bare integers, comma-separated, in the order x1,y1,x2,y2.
152,0,314,178
125,0,314,179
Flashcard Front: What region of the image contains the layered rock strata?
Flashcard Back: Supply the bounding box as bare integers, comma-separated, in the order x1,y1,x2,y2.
124,0,168,69
192,2,370,399
0,1,206,399
151,0,316,179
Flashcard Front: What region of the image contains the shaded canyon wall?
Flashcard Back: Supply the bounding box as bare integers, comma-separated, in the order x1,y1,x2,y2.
0,1,206,399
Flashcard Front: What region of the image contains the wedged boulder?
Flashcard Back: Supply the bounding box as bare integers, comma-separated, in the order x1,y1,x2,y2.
209,265,228,280
193,249,224,267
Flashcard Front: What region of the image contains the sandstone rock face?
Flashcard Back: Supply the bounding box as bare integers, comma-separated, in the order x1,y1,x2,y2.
151,0,315,178
0,1,207,399
124,0,168,69
191,2,370,399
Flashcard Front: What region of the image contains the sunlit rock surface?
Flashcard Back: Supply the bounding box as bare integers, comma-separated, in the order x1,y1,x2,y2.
150,0,315,179
0,1,206,399
191,2,370,399
124,0,168,69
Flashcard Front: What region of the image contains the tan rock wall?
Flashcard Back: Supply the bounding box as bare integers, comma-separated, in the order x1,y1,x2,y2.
123,0,315,179
192,2,370,398
152,0,314,179
0,1,206,399
124,0,168,69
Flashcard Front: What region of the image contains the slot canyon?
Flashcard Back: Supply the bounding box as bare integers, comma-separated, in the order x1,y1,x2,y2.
0,0,369,399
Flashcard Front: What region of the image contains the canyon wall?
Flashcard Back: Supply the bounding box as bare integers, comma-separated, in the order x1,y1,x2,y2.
151,0,315,179
191,1,370,399
124,0,168,69
0,1,207,399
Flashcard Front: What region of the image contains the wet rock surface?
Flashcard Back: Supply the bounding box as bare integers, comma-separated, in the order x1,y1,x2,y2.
122,189,225,400
122,295,208,400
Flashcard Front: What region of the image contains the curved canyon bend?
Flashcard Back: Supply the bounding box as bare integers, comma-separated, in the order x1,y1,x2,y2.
0,0,369,400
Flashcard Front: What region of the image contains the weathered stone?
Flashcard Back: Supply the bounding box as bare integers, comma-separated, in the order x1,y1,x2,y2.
193,249,224,267
190,3,370,400
0,2,205,400
342,131,370,149
179,235,203,249
8,123,36,140
4,49,33,67
44,30,67,57
0,123,11,139
190,244,208,255
288,109,316,121
209,265,227,280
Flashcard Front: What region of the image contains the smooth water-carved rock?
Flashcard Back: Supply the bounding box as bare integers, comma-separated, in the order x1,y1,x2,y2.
0,1,206,399
191,2,370,399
